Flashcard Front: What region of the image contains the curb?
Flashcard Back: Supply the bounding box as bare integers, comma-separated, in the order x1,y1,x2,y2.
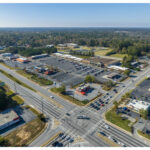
41,131,61,147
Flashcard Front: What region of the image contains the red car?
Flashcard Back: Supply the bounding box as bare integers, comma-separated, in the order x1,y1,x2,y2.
101,104,105,106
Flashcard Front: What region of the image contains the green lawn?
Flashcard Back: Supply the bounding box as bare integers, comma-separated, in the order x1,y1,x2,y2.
105,108,132,133
110,53,128,58
95,49,112,56
0,69,36,92
137,130,150,140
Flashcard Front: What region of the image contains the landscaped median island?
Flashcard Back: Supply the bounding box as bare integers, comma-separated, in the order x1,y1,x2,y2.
0,69,36,92
17,70,53,86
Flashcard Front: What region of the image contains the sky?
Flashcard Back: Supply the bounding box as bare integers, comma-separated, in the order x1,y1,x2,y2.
0,3,150,27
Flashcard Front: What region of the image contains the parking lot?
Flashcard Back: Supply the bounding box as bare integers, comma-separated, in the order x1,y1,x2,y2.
35,56,110,84
3,55,124,87
131,78,150,103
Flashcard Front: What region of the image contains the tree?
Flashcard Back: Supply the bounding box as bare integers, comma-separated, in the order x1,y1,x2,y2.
124,69,131,76
78,39,87,45
84,75,95,83
0,136,8,146
38,113,46,122
55,85,66,94
113,101,119,110
139,109,148,120
59,85,66,94
0,89,8,111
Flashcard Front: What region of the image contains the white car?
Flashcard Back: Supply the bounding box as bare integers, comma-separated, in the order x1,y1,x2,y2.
108,135,112,140
120,142,126,147
50,96,54,99
104,125,110,129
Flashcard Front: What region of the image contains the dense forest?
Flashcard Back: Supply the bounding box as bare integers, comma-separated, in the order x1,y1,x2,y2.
1,28,150,57
5,47,57,57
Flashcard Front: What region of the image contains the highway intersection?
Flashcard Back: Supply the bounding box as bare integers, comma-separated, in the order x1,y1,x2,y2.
0,63,150,147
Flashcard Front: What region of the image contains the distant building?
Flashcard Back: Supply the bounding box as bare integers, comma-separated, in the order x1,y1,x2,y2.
46,45,54,48
16,57,30,63
66,43,79,48
31,54,48,59
107,72,121,80
0,46,3,50
108,65,128,71
57,43,79,48
57,44,67,47
53,53,83,62
131,61,140,68
1,53,12,57
0,109,20,131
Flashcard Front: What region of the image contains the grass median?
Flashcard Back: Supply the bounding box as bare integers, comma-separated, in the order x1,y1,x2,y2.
5,89,24,105
0,69,36,92
17,70,53,86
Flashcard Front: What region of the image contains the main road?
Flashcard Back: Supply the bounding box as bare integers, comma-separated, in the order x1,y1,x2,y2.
0,63,150,147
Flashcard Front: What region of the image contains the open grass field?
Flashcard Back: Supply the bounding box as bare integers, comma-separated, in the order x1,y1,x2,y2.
110,53,128,58
0,69,36,92
4,118,45,147
95,49,112,56
105,108,132,133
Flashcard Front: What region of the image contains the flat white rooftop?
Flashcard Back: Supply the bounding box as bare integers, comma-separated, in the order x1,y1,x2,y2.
127,99,150,111
0,109,19,127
